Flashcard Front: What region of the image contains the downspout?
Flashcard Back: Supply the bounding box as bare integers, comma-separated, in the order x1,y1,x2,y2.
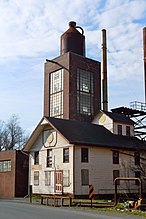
73,145,75,197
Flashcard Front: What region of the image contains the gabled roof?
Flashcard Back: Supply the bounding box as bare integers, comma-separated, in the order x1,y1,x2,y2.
23,117,146,152
46,117,145,150
102,111,134,124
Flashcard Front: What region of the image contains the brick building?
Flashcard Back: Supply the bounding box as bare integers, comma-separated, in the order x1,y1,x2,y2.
0,150,28,198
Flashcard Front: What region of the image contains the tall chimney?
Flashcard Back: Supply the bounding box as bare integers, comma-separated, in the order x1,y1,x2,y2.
143,27,146,103
102,29,108,111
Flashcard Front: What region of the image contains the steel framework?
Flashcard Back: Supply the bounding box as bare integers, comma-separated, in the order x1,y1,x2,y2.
112,101,146,140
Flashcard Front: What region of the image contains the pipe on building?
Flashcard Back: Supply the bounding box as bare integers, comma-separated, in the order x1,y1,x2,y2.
114,177,143,207
101,29,108,111
143,27,146,103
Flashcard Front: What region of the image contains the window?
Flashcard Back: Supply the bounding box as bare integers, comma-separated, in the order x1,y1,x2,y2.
77,68,94,116
113,170,120,184
63,170,70,187
81,169,89,185
50,69,64,118
34,171,39,185
81,148,88,163
126,126,130,136
135,171,141,185
0,160,11,172
63,148,69,163
46,149,52,167
117,125,122,135
34,151,39,165
113,151,119,164
45,171,51,185
135,152,140,165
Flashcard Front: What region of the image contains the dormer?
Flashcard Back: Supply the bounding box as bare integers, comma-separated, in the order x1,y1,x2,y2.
92,110,134,136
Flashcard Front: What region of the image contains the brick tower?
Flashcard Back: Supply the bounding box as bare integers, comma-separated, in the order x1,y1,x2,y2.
44,21,101,122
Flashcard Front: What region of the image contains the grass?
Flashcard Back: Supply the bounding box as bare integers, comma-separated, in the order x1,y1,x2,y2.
72,199,146,217
30,196,146,217
72,205,146,217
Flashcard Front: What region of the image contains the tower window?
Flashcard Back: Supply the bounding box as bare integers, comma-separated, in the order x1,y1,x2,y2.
113,170,120,185
0,160,11,172
46,149,52,167
77,68,94,116
81,169,89,185
113,151,119,164
126,126,130,136
134,152,140,165
34,171,39,185
117,125,122,135
81,148,88,163
50,69,64,118
45,171,51,185
63,148,69,163
34,151,39,165
135,171,141,185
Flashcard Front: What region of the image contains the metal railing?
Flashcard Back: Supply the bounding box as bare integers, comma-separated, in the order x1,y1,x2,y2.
130,101,146,112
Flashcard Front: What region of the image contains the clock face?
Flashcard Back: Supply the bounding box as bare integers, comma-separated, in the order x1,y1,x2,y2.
100,114,106,123
47,132,54,143
43,130,56,147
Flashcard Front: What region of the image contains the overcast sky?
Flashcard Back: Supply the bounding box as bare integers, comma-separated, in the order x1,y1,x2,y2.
0,0,146,134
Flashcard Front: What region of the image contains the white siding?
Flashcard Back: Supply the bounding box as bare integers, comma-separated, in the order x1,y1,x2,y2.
113,122,134,136
93,113,114,133
93,112,134,136
29,130,74,195
28,125,145,197
74,146,145,196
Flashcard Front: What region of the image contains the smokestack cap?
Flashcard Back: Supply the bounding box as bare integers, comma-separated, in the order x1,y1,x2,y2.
60,21,85,56
69,21,76,27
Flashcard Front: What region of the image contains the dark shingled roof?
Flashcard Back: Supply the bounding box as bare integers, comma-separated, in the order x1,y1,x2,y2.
46,117,146,151
102,111,134,124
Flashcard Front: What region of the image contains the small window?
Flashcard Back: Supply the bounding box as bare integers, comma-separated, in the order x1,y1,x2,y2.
81,169,89,185
45,171,51,185
63,148,69,163
113,170,120,185
63,170,70,187
117,125,122,135
46,149,52,167
77,68,94,116
81,148,88,163
126,126,130,136
135,152,140,165
135,171,141,185
0,160,11,172
34,171,39,185
113,151,119,164
34,151,39,165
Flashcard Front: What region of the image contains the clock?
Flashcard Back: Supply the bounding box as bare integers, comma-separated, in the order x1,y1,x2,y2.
100,114,106,123
46,132,54,143
43,130,56,147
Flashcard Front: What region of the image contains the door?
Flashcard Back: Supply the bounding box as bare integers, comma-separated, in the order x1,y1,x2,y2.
55,170,63,194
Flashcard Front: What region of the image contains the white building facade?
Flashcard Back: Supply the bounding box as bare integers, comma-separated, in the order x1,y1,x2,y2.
24,115,146,198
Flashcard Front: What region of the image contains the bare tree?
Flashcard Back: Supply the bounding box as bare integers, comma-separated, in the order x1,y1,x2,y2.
0,120,6,151
0,115,28,151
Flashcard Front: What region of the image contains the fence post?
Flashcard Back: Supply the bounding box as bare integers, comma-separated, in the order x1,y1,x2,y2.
29,185,32,203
